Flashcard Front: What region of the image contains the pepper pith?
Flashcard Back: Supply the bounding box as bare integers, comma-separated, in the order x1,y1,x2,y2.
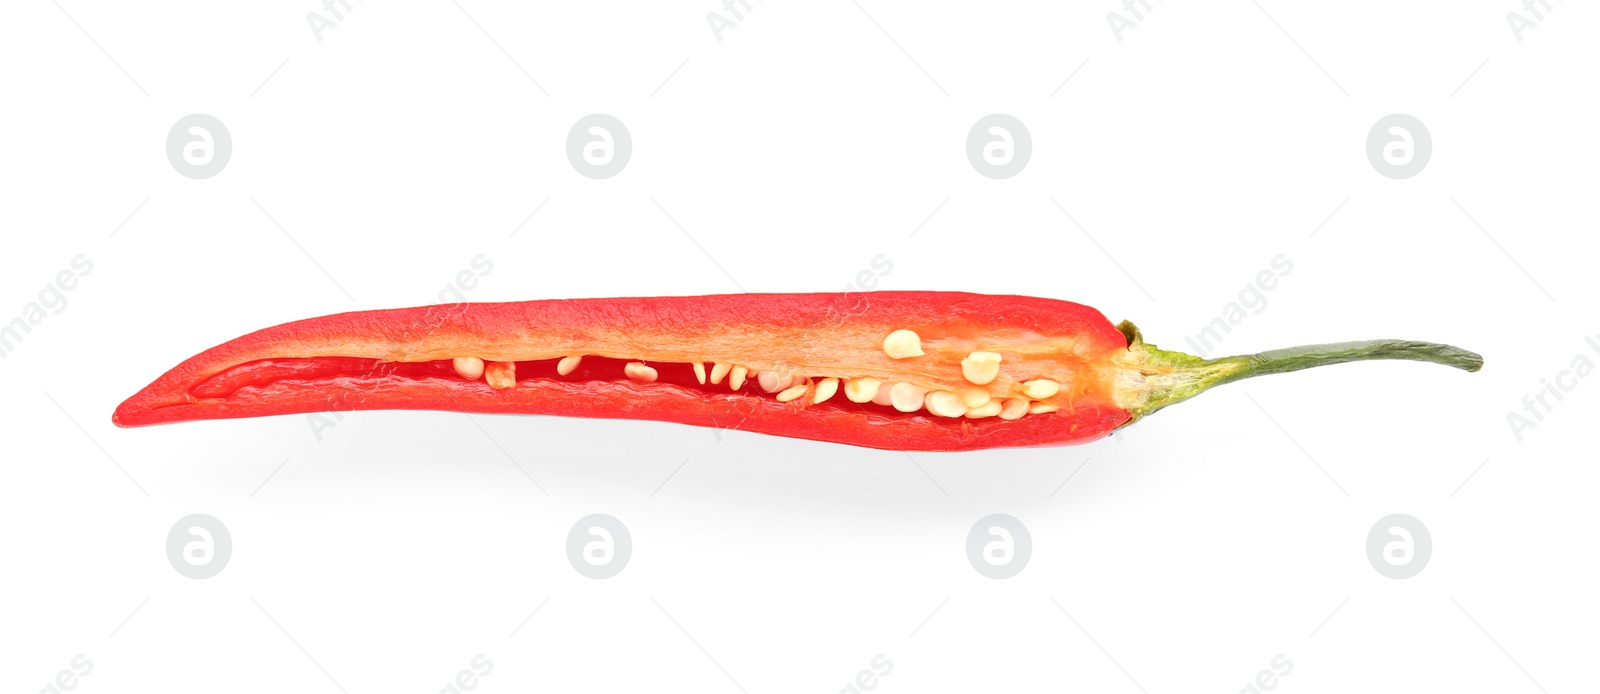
112,292,1482,451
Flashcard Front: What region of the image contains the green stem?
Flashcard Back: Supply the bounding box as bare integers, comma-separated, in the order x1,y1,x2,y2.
1114,320,1482,422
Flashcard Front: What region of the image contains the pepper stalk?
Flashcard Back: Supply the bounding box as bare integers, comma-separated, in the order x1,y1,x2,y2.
1113,321,1484,422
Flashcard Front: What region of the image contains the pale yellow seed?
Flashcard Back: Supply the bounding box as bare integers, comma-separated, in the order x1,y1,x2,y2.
624,362,657,383
813,377,840,404
692,362,707,385
960,351,1002,385
999,398,1030,421
452,356,485,380
882,329,925,359
1022,379,1061,400
556,355,583,376
758,371,796,393
961,388,992,408
965,400,1003,419
1029,403,1059,414
730,366,749,390
871,382,897,407
709,362,732,384
485,361,517,390
776,383,810,402
844,377,881,403
889,382,929,412
925,390,967,418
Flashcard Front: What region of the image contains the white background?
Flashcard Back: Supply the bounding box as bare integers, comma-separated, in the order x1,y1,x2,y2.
3,1,1596,692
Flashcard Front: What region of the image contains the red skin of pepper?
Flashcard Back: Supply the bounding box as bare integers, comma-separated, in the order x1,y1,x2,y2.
113,292,1132,451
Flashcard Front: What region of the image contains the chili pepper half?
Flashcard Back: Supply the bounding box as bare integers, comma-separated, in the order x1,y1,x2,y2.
112,292,1481,451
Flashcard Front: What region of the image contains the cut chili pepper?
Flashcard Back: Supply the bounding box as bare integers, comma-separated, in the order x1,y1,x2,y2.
112,292,1481,451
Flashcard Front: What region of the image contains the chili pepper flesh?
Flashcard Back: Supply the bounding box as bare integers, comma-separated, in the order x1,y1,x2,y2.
113,292,1482,451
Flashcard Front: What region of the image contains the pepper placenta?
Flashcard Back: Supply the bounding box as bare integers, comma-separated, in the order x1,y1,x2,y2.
113,292,1482,451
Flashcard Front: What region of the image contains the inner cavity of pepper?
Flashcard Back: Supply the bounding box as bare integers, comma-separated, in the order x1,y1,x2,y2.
187,354,1073,422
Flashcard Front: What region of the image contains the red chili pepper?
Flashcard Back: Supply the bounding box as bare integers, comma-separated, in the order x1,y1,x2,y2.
113,292,1481,451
